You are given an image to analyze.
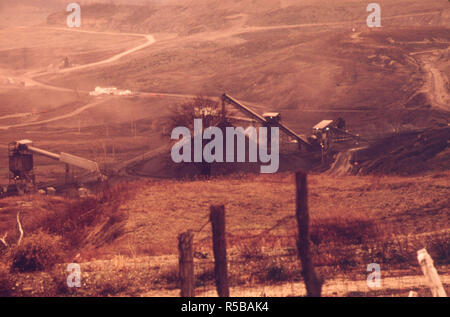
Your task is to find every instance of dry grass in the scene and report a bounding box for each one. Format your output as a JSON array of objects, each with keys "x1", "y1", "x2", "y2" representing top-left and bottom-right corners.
[
  {"x1": 10, "y1": 231, "x2": 64, "y2": 273},
  {"x1": 0, "y1": 181, "x2": 139, "y2": 267},
  {"x1": 111, "y1": 171, "x2": 449, "y2": 258},
  {"x1": 0, "y1": 262, "x2": 12, "y2": 297},
  {"x1": 0, "y1": 27, "x2": 143, "y2": 70},
  {"x1": 0, "y1": 171, "x2": 448, "y2": 296}
]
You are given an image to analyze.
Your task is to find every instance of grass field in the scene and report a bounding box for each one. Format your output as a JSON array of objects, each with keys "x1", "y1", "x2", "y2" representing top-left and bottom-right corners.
[{"x1": 0, "y1": 171, "x2": 448, "y2": 296}]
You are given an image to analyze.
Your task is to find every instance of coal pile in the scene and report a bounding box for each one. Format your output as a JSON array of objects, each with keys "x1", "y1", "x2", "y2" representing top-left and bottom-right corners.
[{"x1": 352, "y1": 127, "x2": 450, "y2": 175}]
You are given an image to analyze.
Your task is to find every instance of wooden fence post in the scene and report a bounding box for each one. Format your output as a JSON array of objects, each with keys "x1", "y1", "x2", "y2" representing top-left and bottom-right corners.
[
  {"x1": 417, "y1": 248, "x2": 447, "y2": 297},
  {"x1": 178, "y1": 230, "x2": 195, "y2": 297},
  {"x1": 210, "y1": 205, "x2": 230, "y2": 297},
  {"x1": 295, "y1": 171, "x2": 323, "y2": 297}
]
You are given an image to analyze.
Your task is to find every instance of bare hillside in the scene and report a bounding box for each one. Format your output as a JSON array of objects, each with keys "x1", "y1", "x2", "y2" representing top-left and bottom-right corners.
[{"x1": 40, "y1": 1, "x2": 450, "y2": 137}]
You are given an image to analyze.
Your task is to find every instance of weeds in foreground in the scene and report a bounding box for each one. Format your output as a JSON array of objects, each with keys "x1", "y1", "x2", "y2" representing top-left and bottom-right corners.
[
  {"x1": 11, "y1": 231, "x2": 64, "y2": 273},
  {"x1": 0, "y1": 264, "x2": 12, "y2": 297}
]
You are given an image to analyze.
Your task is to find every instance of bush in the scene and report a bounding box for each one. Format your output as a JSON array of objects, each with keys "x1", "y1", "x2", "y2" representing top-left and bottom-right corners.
[
  {"x1": 310, "y1": 218, "x2": 378, "y2": 245},
  {"x1": 265, "y1": 263, "x2": 290, "y2": 283},
  {"x1": 195, "y1": 267, "x2": 215, "y2": 287},
  {"x1": 0, "y1": 264, "x2": 12, "y2": 297},
  {"x1": 96, "y1": 275, "x2": 133, "y2": 296},
  {"x1": 164, "y1": 96, "x2": 225, "y2": 135},
  {"x1": 30, "y1": 182, "x2": 134, "y2": 249},
  {"x1": 11, "y1": 232, "x2": 65, "y2": 272},
  {"x1": 238, "y1": 242, "x2": 265, "y2": 261},
  {"x1": 428, "y1": 235, "x2": 450, "y2": 265}
]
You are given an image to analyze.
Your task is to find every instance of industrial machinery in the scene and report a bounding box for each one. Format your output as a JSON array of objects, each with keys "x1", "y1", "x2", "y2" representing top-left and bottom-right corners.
[
  {"x1": 309, "y1": 119, "x2": 361, "y2": 152},
  {"x1": 221, "y1": 93, "x2": 312, "y2": 150},
  {"x1": 7, "y1": 139, "x2": 102, "y2": 195},
  {"x1": 220, "y1": 93, "x2": 361, "y2": 153}
]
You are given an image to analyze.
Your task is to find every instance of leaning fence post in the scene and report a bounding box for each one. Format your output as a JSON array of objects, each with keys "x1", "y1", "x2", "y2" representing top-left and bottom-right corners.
[
  {"x1": 295, "y1": 171, "x2": 323, "y2": 297},
  {"x1": 210, "y1": 205, "x2": 230, "y2": 297},
  {"x1": 417, "y1": 248, "x2": 447, "y2": 297},
  {"x1": 178, "y1": 230, "x2": 195, "y2": 297}
]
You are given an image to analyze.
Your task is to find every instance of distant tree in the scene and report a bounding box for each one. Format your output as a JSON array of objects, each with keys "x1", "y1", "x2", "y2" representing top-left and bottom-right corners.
[
  {"x1": 163, "y1": 96, "x2": 229, "y2": 177},
  {"x1": 164, "y1": 96, "x2": 227, "y2": 135}
]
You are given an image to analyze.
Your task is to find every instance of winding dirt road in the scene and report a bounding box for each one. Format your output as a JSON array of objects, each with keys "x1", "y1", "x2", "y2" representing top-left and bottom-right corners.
[
  {"x1": 426, "y1": 63, "x2": 449, "y2": 111},
  {"x1": 411, "y1": 50, "x2": 449, "y2": 112},
  {"x1": 0, "y1": 9, "x2": 446, "y2": 131},
  {"x1": 0, "y1": 98, "x2": 112, "y2": 130},
  {"x1": 0, "y1": 28, "x2": 155, "y2": 130}
]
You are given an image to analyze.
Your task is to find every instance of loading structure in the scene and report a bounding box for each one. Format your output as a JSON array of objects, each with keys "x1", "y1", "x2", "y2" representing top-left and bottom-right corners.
[
  {"x1": 8, "y1": 139, "x2": 102, "y2": 194},
  {"x1": 310, "y1": 119, "x2": 361, "y2": 152},
  {"x1": 220, "y1": 93, "x2": 312, "y2": 150}
]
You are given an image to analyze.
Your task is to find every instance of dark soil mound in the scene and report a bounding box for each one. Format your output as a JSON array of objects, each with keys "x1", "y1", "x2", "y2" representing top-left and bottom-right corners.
[
  {"x1": 352, "y1": 127, "x2": 450, "y2": 175},
  {"x1": 127, "y1": 150, "x2": 320, "y2": 179}
]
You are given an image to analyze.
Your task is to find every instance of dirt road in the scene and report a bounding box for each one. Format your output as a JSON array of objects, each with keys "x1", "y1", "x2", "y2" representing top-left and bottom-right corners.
[
  {"x1": 0, "y1": 9, "x2": 446, "y2": 130},
  {"x1": 0, "y1": 27, "x2": 157, "y2": 130},
  {"x1": 0, "y1": 98, "x2": 111, "y2": 130},
  {"x1": 413, "y1": 51, "x2": 449, "y2": 112},
  {"x1": 192, "y1": 10, "x2": 443, "y2": 42},
  {"x1": 140, "y1": 273, "x2": 450, "y2": 297},
  {"x1": 426, "y1": 64, "x2": 449, "y2": 111}
]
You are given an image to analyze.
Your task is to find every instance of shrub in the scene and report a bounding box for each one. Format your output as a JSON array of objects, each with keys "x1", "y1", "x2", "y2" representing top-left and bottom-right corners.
[
  {"x1": 162, "y1": 269, "x2": 180, "y2": 287},
  {"x1": 195, "y1": 267, "x2": 215, "y2": 287},
  {"x1": 0, "y1": 264, "x2": 12, "y2": 297},
  {"x1": 164, "y1": 96, "x2": 225, "y2": 135},
  {"x1": 265, "y1": 262, "x2": 290, "y2": 282},
  {"x1": 238, "y1": 242, "x2": 265, "y2": 261},
  {"x1": 11, "y1": 232, "x2": 64, "y2": 272},
  {"x1": 310, "y1": 218, "x2": 378, "y2": 245},
  {"x1": 96, "y1": 276, "x2": 133, "y2": 296},
  {"x1": 29, "y1": 182, "x2": 134, "y2": 249},
  {"x1": 428, "y1": 235, "x2": 450, "y2": 265},
  {"x1": 99, "y1": 282, "x2": 126, "y2": 296}
]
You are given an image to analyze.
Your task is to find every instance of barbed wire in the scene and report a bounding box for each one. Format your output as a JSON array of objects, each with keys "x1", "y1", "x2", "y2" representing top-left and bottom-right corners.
[
  {"x1": 190, "y1": 213, "x2": 296, "y2": 247},
  {"x1": 192, "y1": 216, "x2": 211, "y2": 235}
]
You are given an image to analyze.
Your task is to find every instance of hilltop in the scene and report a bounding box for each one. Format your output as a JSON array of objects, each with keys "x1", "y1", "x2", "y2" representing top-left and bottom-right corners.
[
  {"x1": 41, "y1": 1, "x2": 450, "y2": 137},
  {"x1": 0, "y1": 0, "x2": 448, "y2": 185}
]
